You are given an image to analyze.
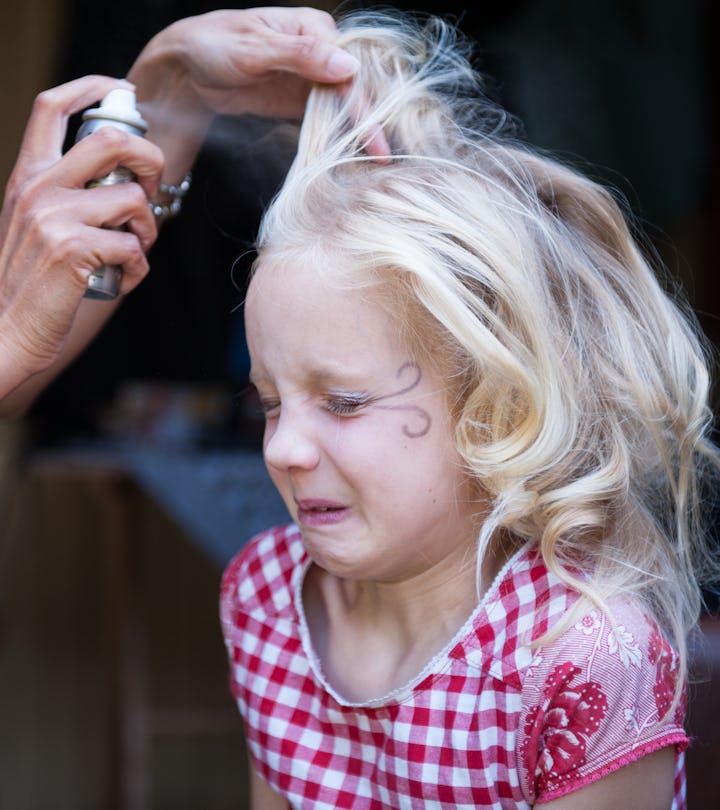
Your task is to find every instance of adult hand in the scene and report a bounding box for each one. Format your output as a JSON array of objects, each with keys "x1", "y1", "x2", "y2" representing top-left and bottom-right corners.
[
  {"x1": 128, "y1": 6, "x2": 388, "y2": 189},
  {"x1": 0, "y1": 75, "x2": 163, "y2": 407},
  {"x1": 130, "y1": 6, "x2": 359, "y2": 120}
]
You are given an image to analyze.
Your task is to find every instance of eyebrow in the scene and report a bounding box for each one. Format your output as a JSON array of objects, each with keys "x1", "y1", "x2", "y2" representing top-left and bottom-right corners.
[
  {"x1": 248, "y1": 363, "x2": 371, "y2": 390},
  {"x1": 307, "y1": 366, "x2": 369, "y2": 388}
]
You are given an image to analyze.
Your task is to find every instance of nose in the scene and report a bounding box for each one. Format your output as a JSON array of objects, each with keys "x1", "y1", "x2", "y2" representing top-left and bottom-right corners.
[{"x1": 263, "y1": 407, "x2": 321, "y2": 473}]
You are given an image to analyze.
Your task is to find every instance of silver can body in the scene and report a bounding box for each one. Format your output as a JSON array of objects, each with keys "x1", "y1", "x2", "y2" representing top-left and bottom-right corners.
[{"x1": 76, "y1": 112, "x2": 147, "y2": 300}]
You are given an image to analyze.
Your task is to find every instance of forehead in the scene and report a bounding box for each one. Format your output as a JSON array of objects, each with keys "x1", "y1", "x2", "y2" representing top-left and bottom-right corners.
[
  {"x1": 245, "y1": 258, "x2": 406, "y2": 374},
  {"x1": 247, "y1": 257, "x2": 370, "y2": 324}
]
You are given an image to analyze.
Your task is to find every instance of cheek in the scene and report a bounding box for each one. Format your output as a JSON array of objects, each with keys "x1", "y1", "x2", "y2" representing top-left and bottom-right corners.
[
  {"x1": 356, "y1": 430, "x2": 448, "y2": 496},
  {"x1": 415, "y1": 433, "x2": 469, "y2": 497}
]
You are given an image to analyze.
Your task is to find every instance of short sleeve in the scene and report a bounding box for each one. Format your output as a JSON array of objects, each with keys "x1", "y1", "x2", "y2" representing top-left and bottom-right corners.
[{"x1": 517, "y1": 599, "x2": 689, "y2": 805}]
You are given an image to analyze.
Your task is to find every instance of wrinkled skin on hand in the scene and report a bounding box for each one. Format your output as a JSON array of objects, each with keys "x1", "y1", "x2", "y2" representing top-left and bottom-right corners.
[
  {"x1": 127, "y1": 6, "x2": 389, "y2": 163},
  {"x1": 0, "y1": 75, "x2": 162, "y2": 393},
  {"x1": 0, "y1": 6, "x2": 388, "y2": 413}
]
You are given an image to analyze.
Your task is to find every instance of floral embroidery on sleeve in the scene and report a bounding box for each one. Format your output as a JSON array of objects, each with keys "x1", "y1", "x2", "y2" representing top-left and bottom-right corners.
[
  {"x1": 607, "y1": 624, "x2": 642, "y2": 668},
  {"x1": 519, "y1": 602, "x2": 689, "y2": 805},
  {"x1": 647, "y1": 624, "x2": 684, "y2": 723},
  {"x1": 521, "y1": 661, "x2": 609, "y2": 794},
  {"x1": 574, "y1": 610, "x2": 601, "y2": 635}
]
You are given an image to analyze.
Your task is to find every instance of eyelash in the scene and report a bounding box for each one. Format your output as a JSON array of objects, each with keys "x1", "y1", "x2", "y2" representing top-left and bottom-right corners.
[
  {"x1": 257, "y1": 398, "x2": 280, "y2": 416},
  {"x1": 324, "y1": 394, "x2": 370, "y2": 416},
  {"x1": 253, "y1": 392, "x2": 370, "y2": 418}
]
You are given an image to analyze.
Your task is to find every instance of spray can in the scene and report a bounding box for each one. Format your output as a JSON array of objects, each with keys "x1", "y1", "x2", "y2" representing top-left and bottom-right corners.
[{"x1": 75, "y1": 87, "x2": 148, "y2": 300}]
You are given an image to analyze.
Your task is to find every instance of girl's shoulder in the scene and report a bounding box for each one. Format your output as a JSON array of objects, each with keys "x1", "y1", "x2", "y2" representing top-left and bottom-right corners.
[
  {"x1": 519, "y1": 594, "x2": 683, "y2": 718},
  {"x1": 454, "y1": 543, "x2": 583, "y2": 683},
  {"x1": 462, "y1": 545, "x2": 680, "y2": 694},
  {"x1": 220, "y1": 524, "x2": 307, "y2": 626}
]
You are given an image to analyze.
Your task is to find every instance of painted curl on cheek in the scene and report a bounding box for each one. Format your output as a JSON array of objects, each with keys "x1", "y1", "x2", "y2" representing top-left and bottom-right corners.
[{"x1": 374, "y1": 362, "x2": 432, "y2": 438}]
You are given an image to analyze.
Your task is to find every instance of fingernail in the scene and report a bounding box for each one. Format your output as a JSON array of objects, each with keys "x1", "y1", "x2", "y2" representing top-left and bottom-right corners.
[
  {"x1": 366, "y1": 128, "x2": 393, "y2": 163},
  {"x1": 327, "y1": 52, "x2": 360, "y2": 79}
]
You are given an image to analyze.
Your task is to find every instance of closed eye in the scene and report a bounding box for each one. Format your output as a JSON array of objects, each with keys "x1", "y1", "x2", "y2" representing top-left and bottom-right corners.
[
  {"x1": 240, "y1": 383, "x2": 277, "y2": 419},
  {"x1": 324, "y1": 393, "x2": 371, "y2": 416},
  {"x1": 258, "y1": 397, "x2": 280, "y2": 418}
]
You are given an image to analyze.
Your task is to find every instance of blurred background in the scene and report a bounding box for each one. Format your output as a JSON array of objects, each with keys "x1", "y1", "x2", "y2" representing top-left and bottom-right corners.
[{"x1": 0, "y1": 1, "x2": 717, "y2": 808}]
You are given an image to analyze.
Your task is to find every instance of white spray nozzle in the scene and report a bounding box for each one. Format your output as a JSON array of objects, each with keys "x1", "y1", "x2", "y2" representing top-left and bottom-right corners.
[
  {"x1": 80, "y1": 84, "x2": 147, "y2": 133},
  {"x1": 98, "y1": 87, "x2": 142, "y2": 122}
]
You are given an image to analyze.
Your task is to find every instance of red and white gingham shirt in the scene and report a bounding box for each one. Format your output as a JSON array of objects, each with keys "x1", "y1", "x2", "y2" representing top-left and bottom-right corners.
[{"x1": 220, "y1": 524, "x2": 689, "y2": 809}]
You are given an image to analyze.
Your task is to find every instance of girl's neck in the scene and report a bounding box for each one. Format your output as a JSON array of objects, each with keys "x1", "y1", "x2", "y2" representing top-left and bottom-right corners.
[{"x1": 302, "y1": 541, "x2": 504, "y2": 703}]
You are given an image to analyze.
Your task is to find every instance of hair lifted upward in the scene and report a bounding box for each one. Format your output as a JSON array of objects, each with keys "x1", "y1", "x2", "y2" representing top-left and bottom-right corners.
[{"x1": 255, "y1": 9, "x2": 720, "y2": 695}]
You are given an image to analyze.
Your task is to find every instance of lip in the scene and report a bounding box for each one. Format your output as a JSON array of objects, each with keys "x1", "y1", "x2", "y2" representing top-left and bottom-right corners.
[{"x1": 295, "y1": 498, "x2": 350, "y2": 527}]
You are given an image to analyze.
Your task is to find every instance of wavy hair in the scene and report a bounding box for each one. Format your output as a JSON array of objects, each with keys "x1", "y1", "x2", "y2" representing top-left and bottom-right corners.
[{"x1": 255, "y1": 9, "x2": 720, "y2": 698}]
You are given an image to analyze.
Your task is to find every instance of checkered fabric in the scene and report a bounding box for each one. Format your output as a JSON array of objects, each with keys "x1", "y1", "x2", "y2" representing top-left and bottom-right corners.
[{"x1": 220, "y1": 524, "x2": 688, "y2": 809}]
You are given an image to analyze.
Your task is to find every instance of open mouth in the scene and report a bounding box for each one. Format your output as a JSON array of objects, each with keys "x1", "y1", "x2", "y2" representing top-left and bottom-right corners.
[{"x1": 296, "y1": 501, "x2": 349, "y2": 526}]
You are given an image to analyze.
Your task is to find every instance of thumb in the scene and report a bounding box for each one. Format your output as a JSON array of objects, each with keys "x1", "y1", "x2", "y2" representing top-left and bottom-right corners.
[{"x1": 277, "y1": 34, "x2": 360, "y2": 83}]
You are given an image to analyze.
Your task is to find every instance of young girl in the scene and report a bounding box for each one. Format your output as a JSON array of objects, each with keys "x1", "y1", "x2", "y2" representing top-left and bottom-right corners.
[{"x1": 220, "y1": 9, "x2": 720, "y2": 808}]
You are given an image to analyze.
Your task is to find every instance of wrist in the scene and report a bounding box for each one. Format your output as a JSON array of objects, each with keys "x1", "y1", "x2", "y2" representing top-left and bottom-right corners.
[
  {"x1": 0, "y1": 328, "x2": 37, "y2": 406},
  {"x1": 127, "y1": 19, "x2": 213, "y2": 186},
  {"x1": 128, "y1": 18, "x2": 199, "y2": 105}
]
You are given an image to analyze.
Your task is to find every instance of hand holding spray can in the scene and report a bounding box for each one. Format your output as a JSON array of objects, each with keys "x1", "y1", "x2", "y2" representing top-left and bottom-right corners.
[{"x1": 75, "y1": 87, "x2": 148, "y2": 300}]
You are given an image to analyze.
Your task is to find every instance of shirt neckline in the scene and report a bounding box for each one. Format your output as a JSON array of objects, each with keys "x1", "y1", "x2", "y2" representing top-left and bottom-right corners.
[{"x1": 292, "y1": 534, "x2": 532, "y2": 708}]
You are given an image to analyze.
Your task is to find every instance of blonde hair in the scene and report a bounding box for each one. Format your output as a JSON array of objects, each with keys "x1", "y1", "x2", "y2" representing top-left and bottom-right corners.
[{"x1": 256, "y1": 10, "x2": 720, "y2": 696}]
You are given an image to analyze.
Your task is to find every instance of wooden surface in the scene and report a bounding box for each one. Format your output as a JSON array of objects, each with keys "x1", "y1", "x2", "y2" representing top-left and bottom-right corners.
[
  {"x1": 0, "y1": 459, "x2": 248, "y2": 810},
  {"x1": 0, "y1": 0, "x2": 66, "y2": 188}
]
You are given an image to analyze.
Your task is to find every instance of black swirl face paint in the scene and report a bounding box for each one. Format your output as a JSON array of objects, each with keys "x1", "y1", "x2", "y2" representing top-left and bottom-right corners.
[{"x1": 373, "y1": 361, "x2": 432, "y2": 438}]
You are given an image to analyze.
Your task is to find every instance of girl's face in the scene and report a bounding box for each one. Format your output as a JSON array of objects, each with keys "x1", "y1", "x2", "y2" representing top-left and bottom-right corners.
[{"x1": 245, "y1": 259, "x2": 479, "y2": 585}]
